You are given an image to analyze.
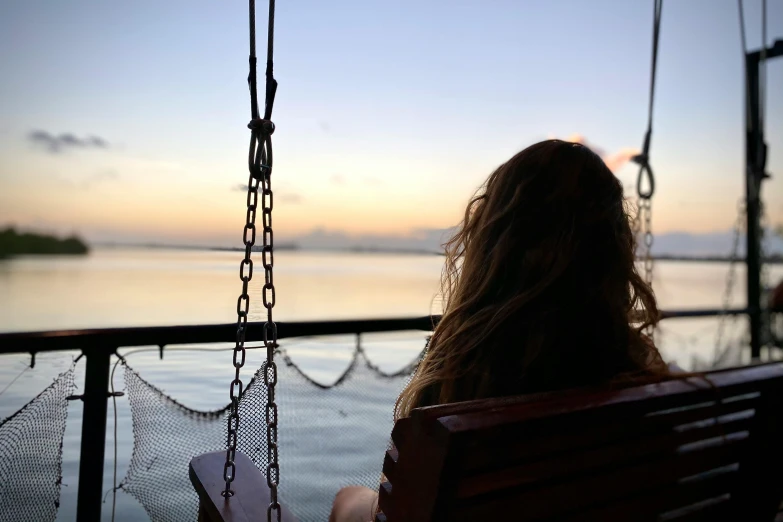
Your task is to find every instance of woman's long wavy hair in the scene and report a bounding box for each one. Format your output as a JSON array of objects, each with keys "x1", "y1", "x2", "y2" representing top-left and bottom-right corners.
[{"x1": 395, "y1": 140, "x2": 669, "y2": 420}]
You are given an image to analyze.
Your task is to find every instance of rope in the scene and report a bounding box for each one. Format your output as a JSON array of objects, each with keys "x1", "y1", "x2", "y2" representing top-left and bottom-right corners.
[
  {"x1": 633, "y1": 0, "x2": 662, "y2": 199},
  {"x1": 738, "y1": 0, "x2": 752, "y2": 136},
  {"x1": 760, "y1": 0, "x2": 766, "y2": 135},
  {"x1": 248, "y1": 0, "x2": 277, "y2": 124},
  {"x1": 737, "y1": 0, "x2": 747, "y2": 55}
]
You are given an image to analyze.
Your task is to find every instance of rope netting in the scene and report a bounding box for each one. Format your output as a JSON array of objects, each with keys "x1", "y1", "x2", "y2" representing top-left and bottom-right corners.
[
  {"x1": 121, "y1": 345, "x2": 422, "y2": 522},
  {"x1": 0, "y1": 364, "x2": 76, "y2": 522}
]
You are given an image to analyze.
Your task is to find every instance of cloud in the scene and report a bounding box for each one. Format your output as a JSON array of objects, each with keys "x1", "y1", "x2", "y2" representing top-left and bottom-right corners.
[
  {"x1": 231, "y1": 183, "x2": 303, "y2": 203},
  {"x1": 28, "y1": 130, "x2": 111, "y2": 154},
  {"x1": 557, "y1": 134, "x2": 639, "y2": 173},
  {"x1": 564, "y1": 133, "x2": 606, "y2": 157},
  {"x1": 83, "y1": 169, "x2": 118, "y2": 188},
  {"x1": 603, "y1": 148, "x2": 640, "y2": 172},
  {"x1": 330, "y1": 174, "x2": 345, "y2": 185},
  {"x1": 50, "y1": 169, "x2": 119, "y2": 190},
  {"x1": 279, "y1": 193, "x2": 303, "y2": 204}
]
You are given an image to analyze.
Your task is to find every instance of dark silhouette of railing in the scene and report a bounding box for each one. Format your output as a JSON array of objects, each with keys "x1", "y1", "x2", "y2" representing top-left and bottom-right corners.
[{"x1": 0, "y1": 307, "x2": 778, "y2": 521}]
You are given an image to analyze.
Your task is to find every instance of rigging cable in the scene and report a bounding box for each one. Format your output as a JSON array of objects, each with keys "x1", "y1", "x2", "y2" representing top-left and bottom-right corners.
[
  {"x1": 714, "y1": 0, "x2": 754, "y2": 366},
  {"x1": 107, "y1": 354, "x2": 127, "y2": 522},
  {"x1": 759, "y1": 0, "x2": 771, "y2": 359}
]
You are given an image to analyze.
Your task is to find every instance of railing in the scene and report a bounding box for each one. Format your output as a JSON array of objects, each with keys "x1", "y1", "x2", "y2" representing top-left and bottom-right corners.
[{"x1": 0, "y1": 307, "x2": 776, "y2": 522}]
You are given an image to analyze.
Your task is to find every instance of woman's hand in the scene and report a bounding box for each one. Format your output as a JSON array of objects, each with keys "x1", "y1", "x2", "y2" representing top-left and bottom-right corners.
[{"x1": 328, "y1": 486, "x2": 379, "y2": 522}]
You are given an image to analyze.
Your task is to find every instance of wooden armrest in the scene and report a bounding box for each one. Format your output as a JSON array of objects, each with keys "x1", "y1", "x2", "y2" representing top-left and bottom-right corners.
[{"x1": 190, "y1": 451, "x2": 297, "y2": 522}]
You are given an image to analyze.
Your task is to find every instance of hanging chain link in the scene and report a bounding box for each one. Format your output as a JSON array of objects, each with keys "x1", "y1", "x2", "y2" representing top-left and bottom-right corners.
[
  {"x1": 633, "y1": 196, "x2": 654, "y2": 288},
  {"x1": 636, "y1": 190, "x2": 654, "y2": 341},
  {"x1": 224, "y1": 1, "x2": 280, "y2": 521},
  {"x1": 713, "y1": 200, "x2": 745, "y2": 366},
  {"x1": 259, "y1": 130, "x2": 281, "y2": 521},
  {"x1": 639, "y1": 197, "x2": 654, "y2": 289}
]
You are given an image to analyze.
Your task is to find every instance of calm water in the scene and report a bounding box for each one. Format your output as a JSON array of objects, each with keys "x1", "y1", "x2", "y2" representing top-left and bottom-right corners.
[{"x1": 1, "y1": 248, "x2": 781, "y2": 521}]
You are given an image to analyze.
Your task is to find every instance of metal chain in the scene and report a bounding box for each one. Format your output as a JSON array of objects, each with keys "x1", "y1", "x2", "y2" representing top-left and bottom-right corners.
[
  {"x1": 633, "y1": 197, "x2": 655, "y2": 287},
  {"x1": 640, "y1": 197, "x2": 654, "y2": 289},
  {"x1": 713, "y1": 200, "x2": 745, "y2": 366},
  {"x1": 224, "y1": 1, "x2": 280, "y2": 521},
  {"x1": 636, "y1": 195, "x2": 654, "y2": 341}
]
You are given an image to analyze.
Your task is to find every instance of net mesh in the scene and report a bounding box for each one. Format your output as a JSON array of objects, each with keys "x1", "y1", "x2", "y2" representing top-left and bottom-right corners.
[
  {"x1": 0, "y1": 364, "x2": 76, "y2": 522},
  {"x1": 122, "y1": 346, "x2": 421, "y2": 522}
]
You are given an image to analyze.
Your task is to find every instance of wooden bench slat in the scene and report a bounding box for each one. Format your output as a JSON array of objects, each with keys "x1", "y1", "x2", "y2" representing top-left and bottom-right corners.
[
  {"x1": 455, "y1": 412, "x2": 754, "y2": 498},
  {"x1": 454, "y1": 393, "x2": 759, "y2": 472},
  {"x1": 658, "y1": 494, "x2": 733, "y2": 522},
  {"x1": 453, "y1": 436, "x2": 748, "y2": 521},
  {"x1": 555, "y1": 466, "x2": 739, "y2": 522},
  {"x1": 460, "y1": 390, "x2": 758, "y2": 471},
  {"x1": 382, "y1": 448, "x2": 398, "y2": 484},
  {"x1": 433, "y1": 365, "x2": 780, "y2": 434}
]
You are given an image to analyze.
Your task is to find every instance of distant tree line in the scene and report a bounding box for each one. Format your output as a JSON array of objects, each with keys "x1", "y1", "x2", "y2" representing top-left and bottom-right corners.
[{"x1": 0, "y1": 227, "x2": 89, "y2": 258}]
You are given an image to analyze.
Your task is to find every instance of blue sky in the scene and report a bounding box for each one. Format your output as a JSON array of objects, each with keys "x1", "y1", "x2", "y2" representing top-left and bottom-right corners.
[{"x1": 0, "y1": 0, "x2": 781, "y2": 246}]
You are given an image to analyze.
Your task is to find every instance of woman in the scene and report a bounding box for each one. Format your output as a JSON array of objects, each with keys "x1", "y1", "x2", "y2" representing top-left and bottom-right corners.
[{"x1": 329, "y1": 139, "x2": 671, "y2": 522}]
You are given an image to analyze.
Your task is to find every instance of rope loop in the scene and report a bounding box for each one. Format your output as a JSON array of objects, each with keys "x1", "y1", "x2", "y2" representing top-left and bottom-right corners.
[
  {"x1": 634, "y1": 0, "x2": 662, "y2": 201},
  {"x1": 633, "y1": 155, "x2": 655, "y2": 199}
]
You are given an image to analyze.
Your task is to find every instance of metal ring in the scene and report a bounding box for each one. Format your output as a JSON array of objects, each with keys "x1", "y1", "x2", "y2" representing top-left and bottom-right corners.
[
  {"x1": 263, "y1": 322, "x2": 277, "y2": 344},
  {"x1": 232, "y1": 348, "x2": 246, "y2": 369},
  {"x1": 263, "y1": 283, "x2": 276, "y2": 309},
  {"x1": 263, "y1": 226, "x2": 274, "y2": 248},
  {"x1": 229, "y1": 378, "x2": 244, "y2": 400},
  {"x1": 237, "y1": 294, "x2": 250, "y2": 316},
  {"x1": 247, "y1": 184, "x2": 259, "y2": 210},
  {"x1": 240, "y1": 258, "x2": 253, "y2": 282},
  {"x1": 243, "y1": 223, "x2": 257, "y2": 246},
  {"x1": 262, "y1": 247, "x2": 274, "y2": 270},
  {"x1": 267, "y1": 463, "x2": 280, "y2": 488}
]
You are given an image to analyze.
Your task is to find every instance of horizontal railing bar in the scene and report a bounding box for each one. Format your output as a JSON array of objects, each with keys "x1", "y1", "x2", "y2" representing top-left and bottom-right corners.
[
  {"x1": 660, "y1": 308, "x2": 752, "y2": 319},
  {"x1": 0, "y1": 316, "x2": 438, "y2": 354},
  {"x1": 0, "y1": 307, "x2": 779, "y2": 356}
]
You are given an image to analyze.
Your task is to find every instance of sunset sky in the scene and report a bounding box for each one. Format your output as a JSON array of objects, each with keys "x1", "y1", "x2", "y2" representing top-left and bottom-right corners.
[{"x1": 0, "y1": 0, "x2": 781, "y2": 247}]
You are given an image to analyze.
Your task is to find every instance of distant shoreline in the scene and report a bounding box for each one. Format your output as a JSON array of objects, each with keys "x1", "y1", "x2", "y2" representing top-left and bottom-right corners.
[
  {"x1": 1, "y1": 228, "x2": 89, "y2": 259},
  {"x1": 91, "y1": 241, "x2": 783, "y2": 264}
]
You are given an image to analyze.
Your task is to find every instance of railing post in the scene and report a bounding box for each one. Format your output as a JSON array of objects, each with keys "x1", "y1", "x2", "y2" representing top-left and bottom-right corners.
[
  {"x1": 743, "y1": 40, "x2": 783, "y2": 360},
  {"x1": 745, "y1": 49, "x2": 765, "y2": 361},
  {"x1": 76, "y1": 347, "x2": 112, "y2": 522}
]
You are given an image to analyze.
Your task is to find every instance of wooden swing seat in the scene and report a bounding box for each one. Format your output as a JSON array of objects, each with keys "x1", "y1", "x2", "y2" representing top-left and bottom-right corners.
[
  {"x1": 377, "y1": 363, "x2": 783, "y2": 522},
  {"x1": 191, "y1": 363, "x2": 783, "y2": 522}
]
